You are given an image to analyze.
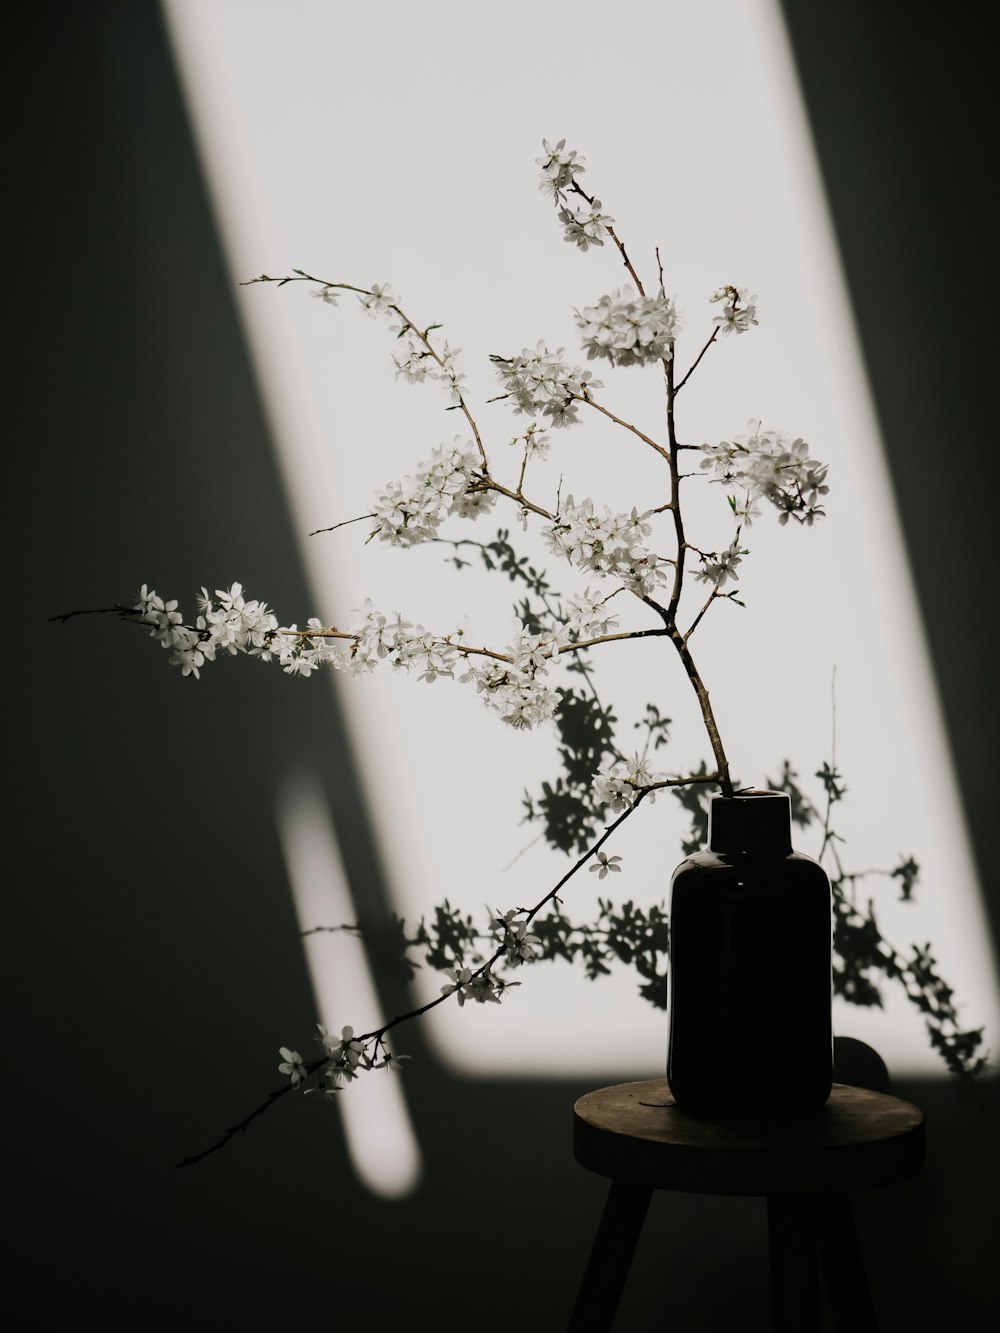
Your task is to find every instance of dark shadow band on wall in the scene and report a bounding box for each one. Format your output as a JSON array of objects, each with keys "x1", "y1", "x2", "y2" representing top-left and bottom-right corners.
[{"x1": 776, "y1": 1, "x2": 998, "y2": 956}]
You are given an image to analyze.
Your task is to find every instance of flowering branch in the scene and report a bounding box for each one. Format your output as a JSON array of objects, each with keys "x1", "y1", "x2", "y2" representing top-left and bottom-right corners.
[
  {"x1": 243, "y1": 270, "x2": 489, "y2": 466},
  {"x1": 64, "y1": 135, "x2": 984, "y2": 1167},
  {"x1": 540, "y1": 138, "x2": 645, "y2": 293},
  {"x1": 175, "y1": 788, "x2": 662, "y2": 1167}
]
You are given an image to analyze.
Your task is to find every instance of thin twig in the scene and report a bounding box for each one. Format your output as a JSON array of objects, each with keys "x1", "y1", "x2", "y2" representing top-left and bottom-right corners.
[
  {"x1": 50, "y1": 604, "x2": 138, "y2": 624},
  {"x1": 310, "y1": 514, "x2": 374, "y2": 537},
  {"x1": 175, "y1": 789, "x2": 674, "y2": 1167},
  {"x1": 576, "y1": 395, "x2": 671, "y2": 463},
  {"x1": 247, "y1": 272, "x2": 490, "y2": 469},
  {"x1": 673, "y1": 329, "x2": 719, "y2": 394},
  {"x1": 570, "y1": 182, "x2": 646, "y2": 295}
]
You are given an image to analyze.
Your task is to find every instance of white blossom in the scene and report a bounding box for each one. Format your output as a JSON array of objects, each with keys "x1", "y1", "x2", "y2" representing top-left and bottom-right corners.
[
  {"x1": 167, "y1": 630, "x2": 208, "y2": 679},
  {"x1": 592, "y1": 754, "x2": 658, "y2": 812},
  {"x1": 271, "y1": 621, "x2": 332, "y2": 678},
  {"x1": 493, "y1": 909, "x2": 542, "y2": 965},
  {"x1": 463, "y1": 655, "x2": 560, "y2": 730},
  {"x1": 320, "y1": 1024, "x2": 370, "y2": 1084},
  {"x1": 135, "y1": 584, "x2": 182, "y2": 637},
  {"x1": 563, "y1": 586, "x2": 620, "y2": 639},
  {"x1": 348, "y1": 600, "x2": 395, "y2": 659},
  {"x1": 134, "y1": 579, "x2": 572, "y2": 731},
  {"x1": 376, "y1": 1050, "x2": 411, "y2": 1074},
  {"x1": 441, "y1": 966, "x2": 501, "y2": 1006},
  {"x1": 278, "y1": 1047, "x2": 306, "y2": 1087},
  {"x1": 709, "y1": 284, "x2": 759, "y2": 335},
  {"x1": 404, "y1": 630, "x2": 459, "y2": 683},
  {"x1": 391, "y1": 328, "x2": 466, "y2": 403},
  {"x1": 435, "y1": 340, "x2": 467, "y2": 404},
  {"x1": 491, "y1": 342, "x2": 603, "y2": 427},
  {"x1": 536, "y1": 137, "x2": 585, "y2": 201},
  {"x1": 458, "y1": 618, "x2": 565, "y2": 730},
  {"x1": 370, "y1": 438, "x2": 494, "y2": 547},
  {"x1": 346, "y1": 603, "x2": 458, "y2": 682},
  {"x1": 700, "y1": 421, "x2": 829, "y2": 525},
  {"x1": 133, "y1": 583, "x2": 282, "y2": 679},
  {"x1": 281, "y1": 651, "x2": 321, "y2": 678},
  {"x1": 359, "y1": 282, "x2": 396, "y2": 317},
  {"x1": 589, "y1": 851, "x2": 623, "y2": 879},
  {"x1": 509, "y1": 622, "x2": 571, "y2": 673},
  {"x1": 510, "y1": 422, "x2": 551, "y2": 461},
  {"x1": 575, "y1": 287, "x2": 678, "y2": 367},
  {"x1": 465, "y1": 971, "x2": 504, "y2": 1004},
  {"x1": 542, "y1": 496, "x2": 666, "y2": 598},
  {"x1": 204, "y1": 584, "x2": 280, "y2": 655},
  {"x1": 694, "y1": 539, "x2": 745, "y2": 589},
  {"x1": 558, "y1": 199, "x2": 614, "y2": 250},
  {"x1": 392, "y1": 335, "x2": 433, "y2": 384}
]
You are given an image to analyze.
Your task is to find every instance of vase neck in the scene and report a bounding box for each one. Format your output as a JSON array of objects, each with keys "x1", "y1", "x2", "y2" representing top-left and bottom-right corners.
[{"x1": 708, "y1": 790, "x2": 793, "y2": 855}]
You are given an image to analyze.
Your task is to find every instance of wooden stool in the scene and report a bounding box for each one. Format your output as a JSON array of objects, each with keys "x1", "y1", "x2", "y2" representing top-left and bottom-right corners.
[{"x1": 569, "y1": 1079, "x2": 924, "y2": 1332}]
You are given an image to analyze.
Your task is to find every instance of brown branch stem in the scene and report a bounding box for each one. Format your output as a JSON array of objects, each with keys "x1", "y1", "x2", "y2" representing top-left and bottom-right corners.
[
  {"x1": 569, "y1": 182, "x2": 646, "y2": 295},
  {"x1": 661, "y1": 346, "x2": 734, "y2": 796},
  {"x1": 576, "y1": 395, "x2": 671, "y2": 463},
  {"x1": 50, "y1": 604, "x2": 138, "y2": 624},
  {"x1": 482, "y1": 479, "x2": 554, "y2": 522},
  {"x1": 673, "y1": 328, "x2": 719, "y2": 394},
  {"x1": 310, "y1": 514, "x2": 374, "y2": 537}
]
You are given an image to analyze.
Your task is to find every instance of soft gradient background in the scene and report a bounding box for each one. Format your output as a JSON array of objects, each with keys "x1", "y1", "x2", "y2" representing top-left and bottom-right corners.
[{"x1": 12, "y1": 2, "x2": 998, "y2": 1328}]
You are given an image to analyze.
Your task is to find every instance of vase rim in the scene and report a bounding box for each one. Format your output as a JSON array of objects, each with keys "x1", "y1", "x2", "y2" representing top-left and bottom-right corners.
[
  {"x1": 708, "y1": 789, "x2": 792, "y2": 851},
  {"x1": 712, "y1": 788, "x2": 788, "y2": 801}
]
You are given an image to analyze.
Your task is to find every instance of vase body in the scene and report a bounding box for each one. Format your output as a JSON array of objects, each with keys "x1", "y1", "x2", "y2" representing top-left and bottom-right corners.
[{"x1": 667, "y1": 789, "x2": 833, "y2": 1117}]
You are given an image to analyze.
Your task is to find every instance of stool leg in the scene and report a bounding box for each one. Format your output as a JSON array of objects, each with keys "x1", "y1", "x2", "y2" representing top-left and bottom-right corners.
[
  {"x1": 814, "y1": 1193, "x2": 879, "y2": 1332},
  {"x1": 567, "y1": 1179, "x2": 652, "y2": 1333},
  {"x1": 767, "y1": 1195, "x2": 821, "y2": 1333}
]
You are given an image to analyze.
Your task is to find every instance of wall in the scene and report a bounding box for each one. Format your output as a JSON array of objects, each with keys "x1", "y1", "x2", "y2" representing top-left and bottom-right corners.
[{"x1": 10, "y1": 3, "x2": 997, "y2": 1328}]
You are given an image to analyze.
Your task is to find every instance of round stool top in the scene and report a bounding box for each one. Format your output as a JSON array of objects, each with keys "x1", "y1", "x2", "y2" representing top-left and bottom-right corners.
[{"x1": 573, "y1": 1079, "x2": 924, "y2": 1197}]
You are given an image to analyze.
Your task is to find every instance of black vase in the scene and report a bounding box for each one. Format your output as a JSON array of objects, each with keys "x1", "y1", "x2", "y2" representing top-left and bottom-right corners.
[{"x1": 666, "y1": 789, "x2": 833, "y2": 1117}]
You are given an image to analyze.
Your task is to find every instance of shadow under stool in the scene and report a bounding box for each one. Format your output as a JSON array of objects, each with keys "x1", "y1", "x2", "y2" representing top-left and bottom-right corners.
[{"x1": 568, "y1": 1078, "x2": 925, "y2": 1332}]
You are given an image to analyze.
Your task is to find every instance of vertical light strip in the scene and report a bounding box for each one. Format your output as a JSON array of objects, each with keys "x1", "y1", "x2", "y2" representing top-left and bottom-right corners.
[{"x1": 276, "y1": 770, "x2": 422, "y2": 1199}]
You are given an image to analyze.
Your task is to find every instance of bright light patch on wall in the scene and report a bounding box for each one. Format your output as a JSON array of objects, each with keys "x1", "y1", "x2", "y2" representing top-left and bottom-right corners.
[
  {"x1": 276, "y1": 771, "x2": 421, "y2": 1199},
  {"x1": 164, "y1": 0, "x2": 999, "y2": 1079}
]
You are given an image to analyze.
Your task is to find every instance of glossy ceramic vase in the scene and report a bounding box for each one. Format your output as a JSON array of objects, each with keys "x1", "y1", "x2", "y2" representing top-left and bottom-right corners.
[{"x1": 666, "y1": 789, "x2": 833, "y2": 1118}]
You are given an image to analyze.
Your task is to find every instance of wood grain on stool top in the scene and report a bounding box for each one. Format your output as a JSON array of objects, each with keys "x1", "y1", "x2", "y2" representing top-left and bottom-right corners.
[{"x1": 573, "y1": 1080, "x2": 924, "y2": 1197}]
